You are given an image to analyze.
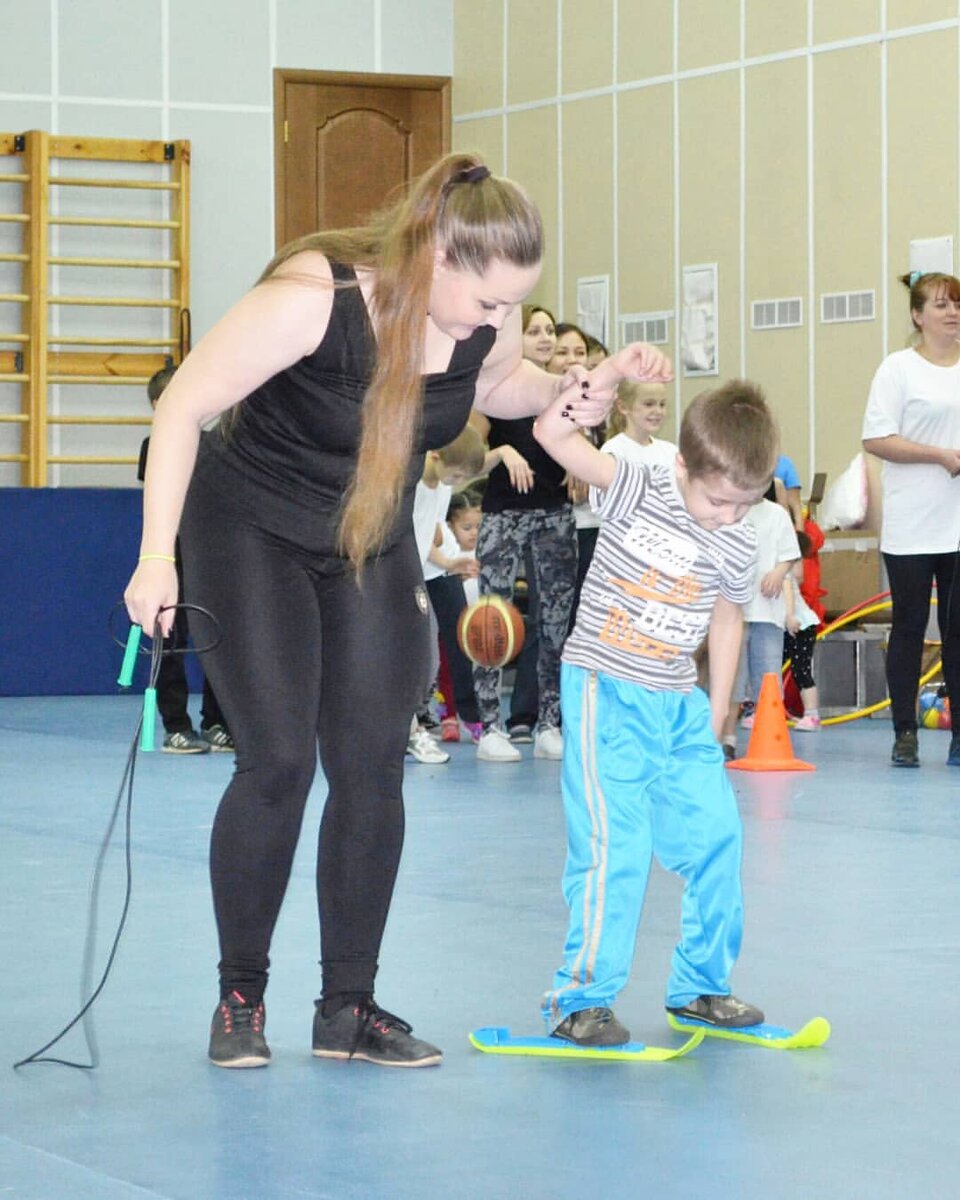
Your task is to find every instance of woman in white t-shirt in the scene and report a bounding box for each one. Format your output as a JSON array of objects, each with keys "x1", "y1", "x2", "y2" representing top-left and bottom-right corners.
[{"x1": 862, "y1": 270, "x2": 960, "y2": 768}]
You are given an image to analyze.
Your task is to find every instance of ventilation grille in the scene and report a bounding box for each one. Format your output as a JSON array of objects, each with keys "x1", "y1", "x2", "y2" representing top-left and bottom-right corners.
[
  {"x1": 821, "y1": 290, "x2": 875, "y2": 324},
  {"x1": 751, "y1": 297, "x2": 803, "y2": 330},
  {"x1": 619, "y1": 311, "x2": 672, "y2": 346}
]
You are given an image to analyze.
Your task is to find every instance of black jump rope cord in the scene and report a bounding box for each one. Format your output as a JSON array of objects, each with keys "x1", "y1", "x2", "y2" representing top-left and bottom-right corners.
[{"x1": 13, "y1": 604, "x2": 221, "y2": 1072}]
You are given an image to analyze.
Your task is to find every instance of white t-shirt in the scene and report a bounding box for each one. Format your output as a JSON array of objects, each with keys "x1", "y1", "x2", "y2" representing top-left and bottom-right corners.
[
  {"x1": 742, "y1": 500, "x2": 801, "y2": 628},
  {"x1": 424, "y1": 520, "x2": 479, "y2": 605},
  {"x1": 413, "y1": 480, "x2": 452, "y2": 568},
  {"x1": 601, "y1": 432, "x2": 678, "y2": 471},
  {"x1": 862, "y1": 347, "x2": 960, "y2": 554}
]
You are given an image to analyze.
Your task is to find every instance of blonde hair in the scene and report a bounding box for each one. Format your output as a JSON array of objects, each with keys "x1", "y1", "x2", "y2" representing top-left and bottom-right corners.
[
  {"x1": 435, "y1": 422, "x2": 486, "y2": 477},
  {"x1": 259, "y1": 155, "x2": 541, "y2": 570},
  {"x1": 679, "y1": 380, "x2": 778, "y2": 491},
  {"x1": 606, "y1": 379, "x2": 667, "y2": 437}
]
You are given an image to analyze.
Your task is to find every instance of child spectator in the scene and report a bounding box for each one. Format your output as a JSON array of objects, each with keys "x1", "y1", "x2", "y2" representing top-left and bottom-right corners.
[
  {"x1": 139, "y1": 366, "x2": 233, "y2": 754},
  {"x1": 601, "y1": 379, "x2": 678, "y2": 469},
  {"x1": 783, "y1": 533, "x2": 822, "y2": 731},
  {"x1": 409, "y1": 425, "x2": 485, "y2": 764},
  {"x1": 720, "y1": 485, "x2": 800, "y2": 756},
  {"x1": 534, "y1": 369, "x2": 777, "y2": 1047},
  {"x1": 428, "y1": 490, "x2": 483, "y2": 742}
]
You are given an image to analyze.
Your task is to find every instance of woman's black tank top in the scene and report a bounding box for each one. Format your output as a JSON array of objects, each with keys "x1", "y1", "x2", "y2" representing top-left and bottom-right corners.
[{"x1": 192, "y1": 262, "x2": 496, "y2": 556}]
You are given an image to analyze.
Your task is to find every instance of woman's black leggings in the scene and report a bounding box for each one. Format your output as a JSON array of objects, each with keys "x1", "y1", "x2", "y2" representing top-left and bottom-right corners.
[
  {"x1": 180, "y1": 484, "x2": 432, "y2": 1004},
  {"x1": 884, "y1": 551, "x2": 960, "y2": 734}
]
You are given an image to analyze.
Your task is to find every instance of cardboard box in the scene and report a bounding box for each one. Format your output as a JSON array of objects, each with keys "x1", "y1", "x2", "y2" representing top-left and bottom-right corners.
[{"x1": 818, "y1": 530, "x2": 882, "y2": 617}]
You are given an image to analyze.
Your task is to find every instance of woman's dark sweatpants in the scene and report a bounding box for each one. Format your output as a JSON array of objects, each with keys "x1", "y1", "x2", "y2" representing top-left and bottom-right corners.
[{"x1": 180, "y1": 486, "x2": 432, "y2": 1005}]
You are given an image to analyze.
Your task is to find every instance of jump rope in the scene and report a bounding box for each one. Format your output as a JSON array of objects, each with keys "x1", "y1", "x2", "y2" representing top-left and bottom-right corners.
[{"x1": 12, "y1": 603, "x2": 221, "y2": 1072}]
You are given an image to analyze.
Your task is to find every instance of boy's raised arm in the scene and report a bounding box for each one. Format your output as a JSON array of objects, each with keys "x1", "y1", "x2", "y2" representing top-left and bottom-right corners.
[{"x1": 533, "y1": 383, "x2": 618, "y2": 492}]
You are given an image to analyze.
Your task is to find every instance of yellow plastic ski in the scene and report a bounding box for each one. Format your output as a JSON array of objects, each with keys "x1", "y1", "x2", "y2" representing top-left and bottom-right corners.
[
  {"x1": 667, "y1": 1013, "x2": 831, "y2": 1049},
  {"x1": 469, "y1": 1025, "x2": 705, "y2": 1062}
]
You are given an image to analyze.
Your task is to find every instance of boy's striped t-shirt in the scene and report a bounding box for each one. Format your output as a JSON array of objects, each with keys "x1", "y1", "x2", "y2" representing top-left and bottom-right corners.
[{"x1": 563, "y1": 459, "x2": 757, "y2": 692}]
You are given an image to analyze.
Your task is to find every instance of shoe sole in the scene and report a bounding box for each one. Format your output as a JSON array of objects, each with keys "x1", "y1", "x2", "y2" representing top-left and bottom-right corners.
[
  {"x1": 312, "y1": 1048, "x2": 442, "y2": 1068},
  {"x1": 551, "y1": 1033, "x2": 631, "y2": 1047},
  {"x1": 666, "y1": 1009, "x2": 763, "y2": 1028},
  {"x1": 209, "y1": 1054, "x2": 271, "y2": 1068},
  {"x1": 163, "y1": 747, "x2": 210, "y2": 754},
  {"x1": 533, "y1": 749, "x2": 562, "y2": 759},
  {"x1": 477, "y1": 752, "x2": 521, "y2": 762}
]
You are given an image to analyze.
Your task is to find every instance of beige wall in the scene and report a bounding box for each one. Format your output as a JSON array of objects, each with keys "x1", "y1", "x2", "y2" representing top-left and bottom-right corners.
[{"x1": 452, "y1": 0, "x2": 960, "y2": 499}]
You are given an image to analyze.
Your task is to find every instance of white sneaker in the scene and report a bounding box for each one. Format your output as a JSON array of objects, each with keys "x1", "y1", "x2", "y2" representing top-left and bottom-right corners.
[
  {"x1": 476, "y1": 728, "x2": 522, "y2": 762},
  {"x1": 406, "y1": 729, "x2": 450, "y2": 764},
  {"x1": 533, "y1": 726, "x2": 563, "y2": 759}
]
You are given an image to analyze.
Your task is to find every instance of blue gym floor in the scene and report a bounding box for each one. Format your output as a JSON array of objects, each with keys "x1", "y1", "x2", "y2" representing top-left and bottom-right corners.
[{"x1": 2, "y1": 694, "x2": 958, "y2": 1199}]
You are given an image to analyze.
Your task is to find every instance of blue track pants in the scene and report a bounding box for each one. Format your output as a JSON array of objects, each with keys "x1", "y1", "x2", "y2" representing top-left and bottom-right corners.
[{"x1": 543, "y1": 664, "x2": 745, "y2": 1028}]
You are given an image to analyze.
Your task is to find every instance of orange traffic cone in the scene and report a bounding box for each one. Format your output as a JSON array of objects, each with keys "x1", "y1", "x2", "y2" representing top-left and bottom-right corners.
[{"x1": 727, "y1": 672, "x2": 815, "y2": 773}]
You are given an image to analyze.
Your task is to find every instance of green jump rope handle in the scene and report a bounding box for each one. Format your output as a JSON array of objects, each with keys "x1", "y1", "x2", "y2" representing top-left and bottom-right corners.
[
  {"x1": 117, "y1": 624, "x2": 142, "y2": 688},
  {"x1": 140, "y1": 687, "x2": 157, "y2": 752}
]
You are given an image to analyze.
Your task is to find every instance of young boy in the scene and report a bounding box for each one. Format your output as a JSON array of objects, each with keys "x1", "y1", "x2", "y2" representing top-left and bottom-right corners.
[
  {"x1": 533, "y1": 377, "x2": 778, "y2": 1046},
  {"x1": 407, "y1": 424, "x2": 486, "y2": 764}
]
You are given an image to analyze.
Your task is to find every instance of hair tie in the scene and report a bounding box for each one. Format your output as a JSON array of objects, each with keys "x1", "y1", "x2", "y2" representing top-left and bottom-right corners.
[
  {"x1": 909, "y1": 270, "x2": 923, "y2": 287},
  {"x1": 455, "y1": 164, "x2": 491, "y2": 185}
]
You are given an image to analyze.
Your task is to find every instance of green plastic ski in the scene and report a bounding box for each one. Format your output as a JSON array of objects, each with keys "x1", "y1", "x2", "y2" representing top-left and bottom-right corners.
[
  {"x1": 469, "y1": 1025, "x2": 705, "y2": 1062},
  {"x1": 666, "y1": 1013, "x2": 831, "y2": 1049}
]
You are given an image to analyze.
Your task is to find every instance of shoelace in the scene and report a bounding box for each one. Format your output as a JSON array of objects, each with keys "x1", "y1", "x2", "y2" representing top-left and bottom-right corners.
[
  {"x1": 221, "y1": 991, "x2": 264, "y2": 1035},
  {"x1": 350, "y1": 999, "x2": 412, "y2": 1053}
]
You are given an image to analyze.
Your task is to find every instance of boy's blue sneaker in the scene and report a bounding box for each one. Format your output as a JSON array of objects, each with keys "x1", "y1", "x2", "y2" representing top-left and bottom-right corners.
[
  {"x1": 667, "y1": 994, "x2": 764, "y2": 1028},
  {"x1": 551, "y1": 1007, "x2": 631, "y2": 1046},
  {"x1": 947, "y1": 735, "x2": 960, "y2": 767}
]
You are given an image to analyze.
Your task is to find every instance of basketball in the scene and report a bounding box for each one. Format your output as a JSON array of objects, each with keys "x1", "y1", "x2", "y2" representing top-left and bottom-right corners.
[{"x1": 457, "y1": 596, "x2": 525, "y2": 668}]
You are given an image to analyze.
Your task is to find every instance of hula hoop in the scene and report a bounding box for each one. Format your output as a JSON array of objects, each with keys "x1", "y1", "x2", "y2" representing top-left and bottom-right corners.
[{"x1": 784, "y1": 592, "x2": 942, "y2": 726}]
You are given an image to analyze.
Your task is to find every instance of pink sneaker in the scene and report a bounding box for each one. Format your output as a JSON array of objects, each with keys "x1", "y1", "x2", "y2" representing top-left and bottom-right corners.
[
  {"x1": 740, "y1": 714, "x2": 755, "y2": 730},
  {"x1": 793, "y1": 714, "x2": 821, "y2": 732},
  {"x1": 463, "y1": 721, "x2": 483, "y2": 744},
  {"x1": 440, "y1": 717, "x2": 460, "y2": 743}
]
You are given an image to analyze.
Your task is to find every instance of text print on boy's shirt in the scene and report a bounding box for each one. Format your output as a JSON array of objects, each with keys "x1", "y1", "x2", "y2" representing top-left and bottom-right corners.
[{"x1": 563, "y1": 459, "x2": 757, "y2": 691}]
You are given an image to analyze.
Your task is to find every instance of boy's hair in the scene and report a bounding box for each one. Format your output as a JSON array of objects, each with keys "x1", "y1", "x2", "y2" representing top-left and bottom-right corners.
[
  {"x1": 435, "y1": 422, "x2": 486, "y2": 477},
  {"x1": 147, "y1": 364, "x2": 176, "y2": 405},
  {"x1": 679, "y1": 380, "x2": 778, "y2": 491}
]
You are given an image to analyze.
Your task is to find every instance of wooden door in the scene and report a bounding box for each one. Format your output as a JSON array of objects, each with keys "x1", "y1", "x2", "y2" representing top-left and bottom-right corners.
[{"x1": 273, "y1": 69, "x2": 451, "y2": 249}]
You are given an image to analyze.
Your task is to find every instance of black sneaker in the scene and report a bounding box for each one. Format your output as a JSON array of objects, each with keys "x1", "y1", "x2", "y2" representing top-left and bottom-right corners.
[
  {"x1": 312, "y1": 997, "x2": 442, "y2": 1068},
  {"x1": 163, "y1": 729, "x2": 210, "y2": 754},
  {"x1": 892, "y1": 730, "x2": 919, "y2": 767},
  {"x1": 551, "y1": 1006, "x2": 630, "y2": 1046},
  {"x1": 947, "y1": 735, "x2": 960, "y2": 767},
  {"x1": 722, "y1": 744, "x2": 736, "y2": 761},
  {"x1": 201, "y1": 724, "x2": 235, "y2": 753},
  {"x1": 209, "y1": 991, "x2": 271, "y2": 1068},
  {"x1": 667, "y1": 993, "x2": 764, "y2": 1028},
  {"x1": 508, "y1": 723, "x2": 534, "y2": 744}
]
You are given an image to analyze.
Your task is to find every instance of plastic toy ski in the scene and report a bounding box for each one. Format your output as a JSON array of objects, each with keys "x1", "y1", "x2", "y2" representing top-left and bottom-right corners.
[
  {"x1": 469, "y1": 1024, "x2": 705, "y2": 1062},
  {"x1": 666, "y1": 1013, "x2": 831, "y2": 1049}
]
